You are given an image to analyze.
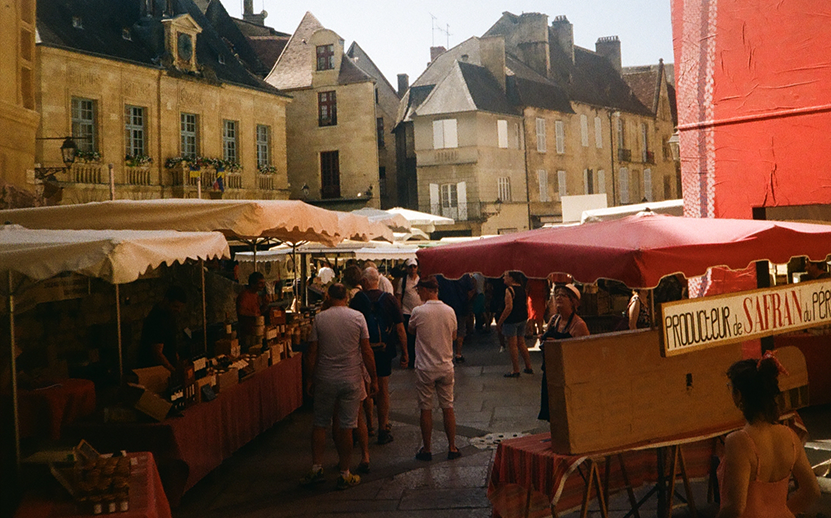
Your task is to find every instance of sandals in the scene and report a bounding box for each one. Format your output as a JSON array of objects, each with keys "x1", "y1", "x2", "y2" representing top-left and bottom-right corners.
[
  {"x1": 503, "y1": 372, "x2": 520, "y2": 378},
  {"x1": 523, "y1": 368, "x2": 534, "y2": 374},
  {"x1": 447, "y1": 449, "x2": 462, "y2": 460},
  {"x1": 415, "y1": 448, "x2": 432, "y2": 461}
]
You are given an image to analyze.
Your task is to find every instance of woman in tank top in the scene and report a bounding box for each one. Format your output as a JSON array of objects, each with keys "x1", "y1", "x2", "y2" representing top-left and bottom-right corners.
[{"x1": 717, "y1": 355, "x2": 819, "y2": 517}]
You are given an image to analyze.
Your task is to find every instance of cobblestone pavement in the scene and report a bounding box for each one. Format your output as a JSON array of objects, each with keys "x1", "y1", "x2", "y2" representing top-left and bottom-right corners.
[{"x1": 175, "y1": 330, "x2": 831, "y2": 518}]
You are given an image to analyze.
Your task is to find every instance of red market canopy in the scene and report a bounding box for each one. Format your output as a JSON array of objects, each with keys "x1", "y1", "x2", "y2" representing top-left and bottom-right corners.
[{"x1": 416, "y1": 212, "x2": 831, "y2": 288}]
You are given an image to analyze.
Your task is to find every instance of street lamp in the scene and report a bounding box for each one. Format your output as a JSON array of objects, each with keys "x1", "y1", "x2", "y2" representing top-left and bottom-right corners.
[
  {"x1": 668, "y1": 132, "x2": 680, "y2": 162},
  {"x1": 34, "y1": 136, "x2": 78, "y2": 180}
]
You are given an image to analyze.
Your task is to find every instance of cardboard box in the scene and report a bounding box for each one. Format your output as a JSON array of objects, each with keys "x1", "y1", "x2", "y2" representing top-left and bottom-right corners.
[
  {"x1": 265, "y1": 327, "x2": 278, "y2": 340},
  {"x1": 545, "y1": 330, "x2": 809, "y2": 454},
  {"x1": 195, "y1": 375, "x2": 215, "y2": 403},
  {"x1": 216, "y1": 368, "x2": 238, "y2": 393},
  {"x1": 135, "y1": 390, "x2": 172, "y2": 422},
  {"x1": 215, "y1": 338, "x2": 240, "y2": 358},
  {"x1": 270, "y1": 308, "x2": 286, "y2": 324},
  {"x1": 252, "y1": 354, "x2": 269, "y2": 372},
  {"x1": 132, "y1": 366, "x2": 170, "y2": 395}
]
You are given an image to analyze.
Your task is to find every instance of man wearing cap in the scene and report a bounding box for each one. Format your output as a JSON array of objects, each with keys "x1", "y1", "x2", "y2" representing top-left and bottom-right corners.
[
  {"x1": 408, "y1": 276, "x2": 461, "y2": 461},
  {"x1": 396, "y1": 258, "x2": 422, "y2": 369}
]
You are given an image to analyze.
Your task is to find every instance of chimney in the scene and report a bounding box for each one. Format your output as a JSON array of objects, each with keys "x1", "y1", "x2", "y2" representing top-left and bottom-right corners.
[
  {"x1": 479, "y1": 36, "x2": 506, "y2": 91},
  {"x1": 596, "y1": 36, "x2": 622, "y2": 72},
  {"x1": 430, "y1": 46, "x2": 447, "y2": 63},
  {"x1": 397, "y1": 74, "x2": 409, "y2": 97},
  {"x1": 242, "y1": 0, "x2": 267, "y2": 25},
  {"x1": 550, "y1": 15, "x2": 574, "y2": 64},
  {"x1": 515, "y1": 13, "x2": 550, "y2": 78}
]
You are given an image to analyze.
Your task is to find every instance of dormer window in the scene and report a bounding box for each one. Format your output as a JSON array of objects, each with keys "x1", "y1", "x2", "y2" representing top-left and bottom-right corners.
[
  {"x1": 163, "y1": 15, "x2": 202, "y2": 72},
  {"x1": 72, "y1": 16, "x2": 83, "y2": 29},
  {"x1": 316, "y1": 44, "x2": 334, "y2": 71}
]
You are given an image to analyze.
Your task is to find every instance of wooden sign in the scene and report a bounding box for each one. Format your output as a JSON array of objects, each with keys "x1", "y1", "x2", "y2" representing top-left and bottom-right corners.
[
  {"x1": 661, "y1": 278, "x2": 831, "y2": 356},
  {"x1": 545, "y1": 331, "x2": 808, "y2": 454}
]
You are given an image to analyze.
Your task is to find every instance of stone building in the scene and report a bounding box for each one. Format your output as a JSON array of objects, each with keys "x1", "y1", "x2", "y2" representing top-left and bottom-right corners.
[
  {"x1": 264, "y1": 12, "x2": 395, "y2": 210},
  {"x1": 35, "y1": 0, "x2": 291, "y2": 203},
  {"x1": 395, "y1": 12, "x2": 678, "y2": 235},
  {"x1": 0, "y1": 0, "x2": 40, "y2": 198}
]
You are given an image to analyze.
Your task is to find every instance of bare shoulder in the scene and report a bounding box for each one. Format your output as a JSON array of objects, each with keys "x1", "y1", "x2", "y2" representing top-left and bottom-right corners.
[{"x1": 724, "y1": 429, "x2": 754, "y2": 451}]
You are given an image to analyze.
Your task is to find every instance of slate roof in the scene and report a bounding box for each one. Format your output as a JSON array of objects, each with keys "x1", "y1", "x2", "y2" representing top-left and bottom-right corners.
[
  {"x1": 247, "y1": 36, "x2": 289, "y2": 73},
  {"x1": 622, "y1": 64, "x2": 662, "y2": 114},
  {"x1": 549, "y1": 43, "x2": 652, "y2": 116},
  {"x1": 346, "y1": 42, "x2": 398, "y2": 99},
  {"x1": 265, "y1": 11, "x2": 372, "y2": 91},
  {"x1": 397, "y1": 35, "x2": 571, "y2": 127},
  {"x1": 36, "y1": 0, "x2": 284, "y2": 95}
]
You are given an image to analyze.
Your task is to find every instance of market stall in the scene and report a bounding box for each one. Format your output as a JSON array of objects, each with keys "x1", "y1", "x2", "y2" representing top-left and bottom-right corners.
[
  {"x1": 417, "y1": 212, "x2": 831, "y2": 516},
  {"x1": 0, "y1": 225, "x2": 229, "y2": 514}
]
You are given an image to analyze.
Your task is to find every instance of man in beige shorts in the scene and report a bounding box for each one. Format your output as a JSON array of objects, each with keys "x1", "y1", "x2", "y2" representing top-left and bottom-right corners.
[{"x1": 407, "y1": 277, "x2": 461, "y2": 461}]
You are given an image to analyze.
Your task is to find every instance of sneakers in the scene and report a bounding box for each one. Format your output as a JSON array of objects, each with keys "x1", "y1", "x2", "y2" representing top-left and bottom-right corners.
[
  {"x1": 336, "y1": 472, "x2": 361, "y2": 490},
  {"x1": 299, "y1": 468, "x2": 325, "y2": 487},
  {"x1": 377, "y1": 429, "x2": 394, "y2": 445}
]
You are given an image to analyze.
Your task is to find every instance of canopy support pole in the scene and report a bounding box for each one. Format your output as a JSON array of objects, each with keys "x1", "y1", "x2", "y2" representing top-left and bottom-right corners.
[
  {"x1": 115, "y1": 283, "x2": 123, "y2": 382},
  {"x1": 200, "y1": 259, "x2": 207, "y2": 355},
  {"x1": 8, "y1": 271, "x2": 20, "y2": 472}
]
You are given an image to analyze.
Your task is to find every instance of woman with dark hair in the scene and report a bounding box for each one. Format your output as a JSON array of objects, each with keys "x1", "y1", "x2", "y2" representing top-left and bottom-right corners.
[
  {"x1": 537, "y1": 284, "x2": 589, "y2": 420},
  {"x1": 497, "y1": 271, "x2": 533, "y2": 378},
  {"x1": 717, "y1": 354, "x2": 819, "y2": 518}
]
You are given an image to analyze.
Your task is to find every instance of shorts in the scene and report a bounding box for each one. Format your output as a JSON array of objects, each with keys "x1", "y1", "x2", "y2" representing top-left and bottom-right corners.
[
  {"x1": 455, "y1": 314, "x2": 467, "y2": 339},
  {"x1": 374, "y1": 345, "x2": 395, "y2": 377},
  {"x1": 313, "y1": 377, "x2": 365, "y2": 429},
  {"x1": 502, "y1": 320, "x2": 527, "y2": 337},
  {"x1": 415, "y1": 369, "x2": 455, "y2": 410}
]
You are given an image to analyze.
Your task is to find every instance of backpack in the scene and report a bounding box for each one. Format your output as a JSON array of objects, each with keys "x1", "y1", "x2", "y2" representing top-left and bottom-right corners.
[{"x1": 360, "y1": 291, "x2": 392, "y2": 351}]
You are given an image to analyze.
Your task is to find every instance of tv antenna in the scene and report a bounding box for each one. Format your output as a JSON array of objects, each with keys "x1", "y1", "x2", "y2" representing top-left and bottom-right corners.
[{"x1": 430, "y1": 13, "x2": 451, "y2": 48}]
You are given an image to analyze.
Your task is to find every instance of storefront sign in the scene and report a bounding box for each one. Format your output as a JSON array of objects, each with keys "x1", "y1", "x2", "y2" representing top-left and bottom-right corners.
[{"x1": 661, "y1": 278, "x2": 831, "y2": 356}]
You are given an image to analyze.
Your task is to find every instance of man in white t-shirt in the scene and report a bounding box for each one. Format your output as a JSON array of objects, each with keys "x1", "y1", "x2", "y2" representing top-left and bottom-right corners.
[
  {"x1": 396, "y1": 258, "x2": 422, "y2": 369},
  {"x1": 301, "y1": 283, "x2": 377, "y2": 490},
  {"x1": 317, "y1": 262, "x2": 335, "y2": 285},
  {"x1": 407, "y1": 276, "x2": 461, "y2": 461}
]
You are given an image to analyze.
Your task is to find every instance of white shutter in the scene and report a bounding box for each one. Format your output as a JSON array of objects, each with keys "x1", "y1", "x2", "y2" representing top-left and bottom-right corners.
[
  {"x1": 538, "y1": 170, "x2": 549, "y2": 202},
  {"x1": 444, "y1": 119, "x2": 458, "y2": 148},
  {"x1": 557, "y1": 170, "x2": 567, "y2": 198},
  {"x1": 456, "y1": 181, "x2": 467, "y2": 221},
  {"x1": 429, "y1": 183, "x2": 440, "y2": 214},
  {"x1": 497, "y1": 120, "x2": 508, "y2": 148},
  {"x1": 580, "y1": 115, "x2": 588, "y2": 147},
  {"x1": 583, "y1": 169, "x2": 589, "y2": 193},
  {"x1": 597, "y1": 170, "x2": 606, "y2": 194},
  {"x1": 555, "y1": 120, "x2": 565, "y2": 154},
  {"x1": 432, "y1": 120, "x2": 444, "y2": 149},
  {"x1": 619, "y1": 167, "x2": 629, "y2": 204},
  {"x1": 595, "y1": 117, "x2": 603, "y2": 148},
  {"x1": 536, "y1": 118, "x2": 546, "y2": 152},
  {"x1": 643, "y1": 169, "x2": 653, "y2": 202}
]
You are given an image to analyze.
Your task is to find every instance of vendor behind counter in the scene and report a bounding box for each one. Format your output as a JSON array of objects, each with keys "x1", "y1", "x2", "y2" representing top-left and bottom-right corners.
[{"x1": 139, "y1": 286, "x2": 188, "y2": 373}]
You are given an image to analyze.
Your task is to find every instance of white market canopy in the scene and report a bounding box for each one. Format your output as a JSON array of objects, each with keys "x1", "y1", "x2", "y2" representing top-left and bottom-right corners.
[
  {"x1": 580, "y1": 199, "x2": 684, "y2": 224},
  {"x1": 350, "y1": 208, "x2": 411, "y2": 231},
  {"x1": 387, "y1": 207, "x2": 454, "y2": 233},
  {"x1": 0, "y1": 225, "x2": 230, "y2": 284},
  {"x1": 0, "y1": 199, "x2": 389, "y2": 246},
  {"x1": 235, "y1": 241, "x2": 418, "y2": 263}
]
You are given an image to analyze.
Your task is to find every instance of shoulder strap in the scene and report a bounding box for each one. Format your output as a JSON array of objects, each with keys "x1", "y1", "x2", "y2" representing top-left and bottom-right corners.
[{"x1": 740, "y1": 429, "x2": 762, "y2": 480}]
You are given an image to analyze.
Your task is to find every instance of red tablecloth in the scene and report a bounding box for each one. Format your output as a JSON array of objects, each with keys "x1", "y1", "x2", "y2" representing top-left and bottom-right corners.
[
  {"x1": 488, "y1": 428, "x2": 731, "y2": 518},
  {"x1": 18, "y1": 379, "x2": 96, "y2": 440},
  {"x1": 65, "y1": 354, "x2": 303, "y2": 507},
  {"x1": 15, "y1": 452, "x2": 171, "y2": 518},
  {"x1": 488, "y1": 415, "x2": 807, "y2": 518}
]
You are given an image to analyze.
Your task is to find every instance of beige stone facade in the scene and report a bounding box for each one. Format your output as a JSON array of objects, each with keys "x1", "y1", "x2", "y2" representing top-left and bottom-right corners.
[
  {"x1": 281, "y1": 80, "x2": 380, "y2": 206},
  {"x1": 0, "y1": 0, "x2": 39, "y2": 192},
  {"x1": 265, "y1": 13, "x2": 382, "y2": 209},
  {"x1": 36, "y1": 46, "x2": 290, "y2": 203},
  {"x1": 414, "y1": 111, "x2": 529, "y2": 235}
]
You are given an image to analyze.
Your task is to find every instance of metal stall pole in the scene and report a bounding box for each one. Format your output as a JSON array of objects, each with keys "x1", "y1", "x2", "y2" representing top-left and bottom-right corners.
[
  {"x1": 115, "y1": 284, "x2": 123, "y2": 382},
  {"x1": 201, "y1": 260, "x2": 207, "y2": 354},
  {"x1": 8, "y1": 272, "x2": 20, "y2": 471}
]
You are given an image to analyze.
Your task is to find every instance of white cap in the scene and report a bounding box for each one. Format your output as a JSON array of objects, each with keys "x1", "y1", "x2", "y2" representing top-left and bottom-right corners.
[{"x1": 405, "y1": 258, "x2": 418, "y2": 267}]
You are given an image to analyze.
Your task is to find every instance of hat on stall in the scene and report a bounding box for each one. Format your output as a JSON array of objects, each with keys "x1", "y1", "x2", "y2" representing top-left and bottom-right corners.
[
  {"x1": 405, "y1": 258, "x2": 418, "y2": 267},
  {"x1": 416, "y1": 277, "x2": 439, "y2": 290}
]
